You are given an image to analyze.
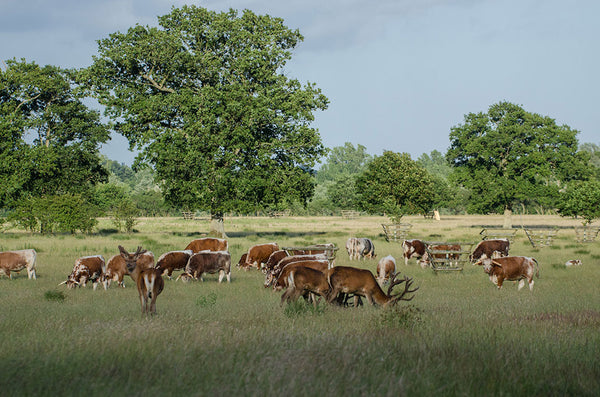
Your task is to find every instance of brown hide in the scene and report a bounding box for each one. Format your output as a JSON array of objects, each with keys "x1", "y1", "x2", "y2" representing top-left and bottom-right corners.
[
  {"x1": 185, "y1": 238, "x2": 228, "y2": 253},
  {"x1": 0, "y1": 249, "x2": 37, "y2": 279}
]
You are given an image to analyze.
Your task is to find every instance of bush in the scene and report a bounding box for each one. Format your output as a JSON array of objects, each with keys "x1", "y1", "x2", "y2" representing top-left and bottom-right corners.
[
  {"x1": 112, "y1": 199, "x2": 139, "y2": 233},
  {"x1": 9, "y1": 194, "x2": 98, "y2": 234}
]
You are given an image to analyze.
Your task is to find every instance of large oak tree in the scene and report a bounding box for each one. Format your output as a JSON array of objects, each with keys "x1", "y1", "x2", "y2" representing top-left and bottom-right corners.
[
  {"x1": 83, "y1": 6, "x2": 328, "y2": 236},
  {"x1": 0, "y1": 59, "x2": 109, "y2": 208},
  {"x1": 446, "y1": 101, "x2": 590, "y2": 224}
]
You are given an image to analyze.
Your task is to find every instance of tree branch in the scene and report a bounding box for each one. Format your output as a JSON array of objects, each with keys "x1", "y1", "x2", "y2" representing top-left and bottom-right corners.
[{"x1": 141, "y1": 73, "x2": 175, "y2": 93}]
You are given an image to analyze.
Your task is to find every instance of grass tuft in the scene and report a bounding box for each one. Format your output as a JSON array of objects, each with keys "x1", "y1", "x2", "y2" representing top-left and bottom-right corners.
[
  {"x1": 44, "y1": 290, "x2": 66, "y2": 302},
  {"x1": 283, "y1": 299, "x2": 325, "y2": 318}
]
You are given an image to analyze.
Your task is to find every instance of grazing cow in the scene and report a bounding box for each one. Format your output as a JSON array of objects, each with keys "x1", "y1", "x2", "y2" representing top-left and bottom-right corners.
[
  {"x1": 402, "y1": 239, "x2": 426, "y2": 265},
  {"x1": 565, "y1": 259, "x2": 582, "y2": 267},
  {"x1": 178, "y1": 251, "x2": 231, "y2": 283},
  {"x1": 102, "y1": 250, "x2": 155, "y2": 289},
  {"x1": 474, "y1": 256, "x2": 539, "y2": 291},
  {"x1": 376, "y1": 255, "x2": 396, "y2": 285},
  {"x1": 419, "y1": 243, "x2": 461, "y2": 269},
  {"x1": 156, "y1": 250, "x2": 193, "y2": 278},
  {"x1": 346, "y1": 237, "x2": 376, "y2": 260},
  {"x1": 470, "y1": 239, "x2": 510, "y2": 262},
  {"x1": 185, "y1": 238, "x2": 228, "y2": 253},
  {"x1": 61, "y1": 255, "x2": 106, "y2": 290},
  {"x1": 0, "y1": 249, "x2": 37, "y2": 279},
  {"x1": 244, "y1": 243, "x2": 279, "y2": 270}
]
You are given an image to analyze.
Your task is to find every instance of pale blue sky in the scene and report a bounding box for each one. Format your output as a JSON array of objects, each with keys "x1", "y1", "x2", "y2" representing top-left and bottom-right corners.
[{"x1": 2, "y1": 0, "x2": 597, "y2": 165}]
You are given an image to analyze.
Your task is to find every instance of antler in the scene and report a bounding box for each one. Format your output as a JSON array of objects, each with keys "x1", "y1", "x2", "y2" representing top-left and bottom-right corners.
[{"x1": 387, "y1": 273, "x2": 419, "y2": 303}]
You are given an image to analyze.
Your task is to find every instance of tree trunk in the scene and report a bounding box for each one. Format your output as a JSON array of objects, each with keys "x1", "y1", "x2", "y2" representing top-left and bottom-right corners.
[
  {"x1": 503, "y1": 207, "x2": 513, "y2": 229},
  {"x1": 209, "y1": 212, "x2": 228, "y2": 238}
]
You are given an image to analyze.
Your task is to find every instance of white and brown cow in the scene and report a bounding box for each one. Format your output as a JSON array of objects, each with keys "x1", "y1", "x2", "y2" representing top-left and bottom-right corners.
[
  {"x1": 155, "y1": 250, "x2": 193, "y2": 278},
  {"x1": 0, "y1": 249, "x2": 37, "y2": 279},
  {"x1": 402, "y1": 239, "x2": 426, "y2": 265},
  {"x1": 376, "y1": 255, "x2": 396, "y2": 285},
  {"x1": 470, "y1": 239, "x2": 510, "y2": 262},
  {"x1": 346, "y1": 237, "x2": 376, "y2": 260},
  {"x1": 62, "y1": 255, "x2": 106, "y2": 290},
  {"x1": 178, "y1": 251, "x2": 231, "y2": 283},
  {"x1": 185, "y1": 238, "x2": 228, "y2": 253},
  {"x1": 474, "y1": 256, "x2": 539, "y2": 291}
]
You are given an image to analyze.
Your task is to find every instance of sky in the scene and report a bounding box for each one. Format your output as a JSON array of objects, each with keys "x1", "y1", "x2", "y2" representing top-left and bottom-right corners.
[{"x1": 2, "y1": 0, "x2": 598, "y2": 166}]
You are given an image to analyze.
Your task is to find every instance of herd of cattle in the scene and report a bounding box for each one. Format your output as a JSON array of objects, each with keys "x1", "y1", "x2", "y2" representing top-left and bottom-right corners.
[{"x1": 1, "y1": 232, "x2": 583, "y2": 314}]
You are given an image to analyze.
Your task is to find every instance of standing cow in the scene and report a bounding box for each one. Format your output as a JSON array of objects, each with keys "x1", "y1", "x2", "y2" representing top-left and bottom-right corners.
[
  {"x1": 470, "y1": 239, "x2": 510, "y2": 262},
  {"x1": 0, "y1": 249, "x2": 37, "y2": 279},
  {"x1": 346, "y1": 237, "x2": 376, "y2": 260},
  {"x1": 474, "y1": 256, "x2": 539, "y2": 291},
  {"x1": 402, "y1": 239, "x2": 426, "y2": 265}
]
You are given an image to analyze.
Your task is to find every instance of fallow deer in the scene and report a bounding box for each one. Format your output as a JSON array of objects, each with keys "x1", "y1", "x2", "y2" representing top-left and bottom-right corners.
[
  {"x1": 119, "y1": 246, "x2": 164, "y2": 315},
  {"x1": 280, "y1": 266, "x2": 330, "y2": 306},
  {"x1": 326, "y1": 266, "x2": 418, "y2": 307}
]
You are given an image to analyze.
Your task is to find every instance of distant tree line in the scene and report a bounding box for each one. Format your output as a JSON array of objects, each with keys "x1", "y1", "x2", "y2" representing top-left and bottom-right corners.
[{"x1": 1, "y1": 5, "x2": 599, "y2": 233}]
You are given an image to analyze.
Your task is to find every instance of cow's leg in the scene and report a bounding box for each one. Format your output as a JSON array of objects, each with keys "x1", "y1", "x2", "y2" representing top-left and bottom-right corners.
[
  {"x1": 518, "y1": 279, "x2": 525, "y2": 290},
  {"x1": 226, "y1": 271, "x2": 231, "y2": 283},
  {"x1": 218, "y1": 270, "x2": 224, "y2": 283},
  {"x1": 528, "y1": 278, "x2": 534, "y2": 291}
]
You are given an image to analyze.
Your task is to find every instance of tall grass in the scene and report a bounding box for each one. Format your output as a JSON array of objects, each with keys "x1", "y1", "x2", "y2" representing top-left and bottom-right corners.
[{"x1": 0, "y1": 215, "x2": 598, "y2": 396}]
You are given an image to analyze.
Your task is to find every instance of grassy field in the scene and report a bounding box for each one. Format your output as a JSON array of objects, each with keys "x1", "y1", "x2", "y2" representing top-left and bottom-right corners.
[{"x1": 0, "y1": 214, "x2": 598, "y2": 396}]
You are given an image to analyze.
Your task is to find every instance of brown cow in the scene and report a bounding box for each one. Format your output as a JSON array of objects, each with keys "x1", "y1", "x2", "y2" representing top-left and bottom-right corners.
[
  {"x1": 156, "y1": 250, "x2": 193, "y2": 278},
  {"x1": 470, "y1": 239, "x2": 510, "y2": 262},
  {"x1": 244, "y1": 243, "x2": 279, "y2": 270},
  {"x1": 402, "y1": 239, "x2": 426, "y2": 265},
  {"x1": 0, "y1": 249, "x2": 37, "y2": 279},
  {"x1": 376, "y1": 255, "x2": 396, "y2": 285},
  {"x1": 61, "y1": 255, "x2": 106, "y2": 290},
  {"x1": 178, "y1": 251, "x2": 231, "y2": 283},
  {"x1": 474, "y1": 256, "x2": 539, "y2": 290},
  {"x1": 185, "y1": 238, "x2": 228, "y2": 253}
]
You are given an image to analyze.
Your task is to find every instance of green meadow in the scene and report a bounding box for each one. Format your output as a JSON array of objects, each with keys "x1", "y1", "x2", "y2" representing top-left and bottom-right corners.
[{"x1": 0, "y1": 215, "x2": 598, "y2": 396}]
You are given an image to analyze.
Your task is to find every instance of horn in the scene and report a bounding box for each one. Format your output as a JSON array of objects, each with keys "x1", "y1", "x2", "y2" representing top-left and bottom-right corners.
[{"x1": 58, "y1": 280, "x2": 67, "y2": 285}]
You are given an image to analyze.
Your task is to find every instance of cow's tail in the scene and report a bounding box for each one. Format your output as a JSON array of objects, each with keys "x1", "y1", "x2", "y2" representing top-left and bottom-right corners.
[{"x1": 532, "y1": 258, "x2": 540, "y2": 278}]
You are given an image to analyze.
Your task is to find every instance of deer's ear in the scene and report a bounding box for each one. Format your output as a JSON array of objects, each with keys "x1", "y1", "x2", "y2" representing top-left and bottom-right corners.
[{"x1": 119, "y1": 246, "x2": 128, "y2": 257}]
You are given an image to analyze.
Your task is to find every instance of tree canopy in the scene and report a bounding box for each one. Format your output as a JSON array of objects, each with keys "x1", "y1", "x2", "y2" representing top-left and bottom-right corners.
[
  {"x1": 83, "y1": 6, "x2": 328, "y2": 234},
  {"x1": 446, "y1": 101, "x2": 590, "y2": 214},
  {"x1": 0, "y1": 59, "x2": 109, "y2": 208},
  {"x1": 355, "y1": 151, "x2": 436, "y2": 216}
]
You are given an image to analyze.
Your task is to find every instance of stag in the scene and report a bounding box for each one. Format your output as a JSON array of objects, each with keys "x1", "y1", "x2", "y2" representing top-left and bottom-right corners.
[
  {"x1": 326, "y1": 266, "x2": 418, "y2": 307},
  {"x1": 119, "y1": 246, "x2": 164, "y2": 316}
]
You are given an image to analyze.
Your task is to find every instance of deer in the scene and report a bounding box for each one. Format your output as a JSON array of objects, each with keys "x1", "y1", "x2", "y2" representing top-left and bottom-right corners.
[
  {"x1": 118, "y1": 245, "x2": 164, "y2": 316},
  {"x1": 325, "y1": 266, "x2": 418, "y2": 307},
  {"x1": 279, "y1": 266, "x2": 331, "y2": 307}
]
